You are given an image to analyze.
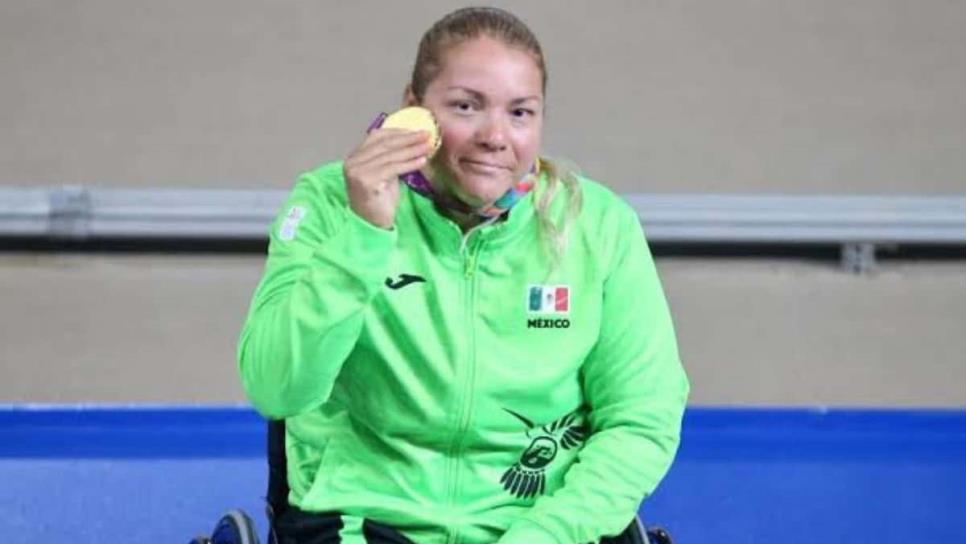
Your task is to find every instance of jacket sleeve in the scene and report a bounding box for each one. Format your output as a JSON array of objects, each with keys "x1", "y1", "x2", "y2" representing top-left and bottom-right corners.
[
  {"x1": 498, "y1": 203, "x2": 689, "y2": 544},
  {"x1": 237, "y1": 165, "x2": 396, "y2": 419}
]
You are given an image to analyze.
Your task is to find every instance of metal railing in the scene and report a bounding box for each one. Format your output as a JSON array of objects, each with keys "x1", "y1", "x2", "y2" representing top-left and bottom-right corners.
[{"x1": 3, "y1": 186, "x2": 966, "y2": 272}]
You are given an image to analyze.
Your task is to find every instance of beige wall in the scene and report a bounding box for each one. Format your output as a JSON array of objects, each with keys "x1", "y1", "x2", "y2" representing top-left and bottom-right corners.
[
  {"x1": 2, "y1": 254, "x2": 964, "y2": 407},
  {"x1": 2, "y1": 0, "x2": 964, "y2": 193},
  {"x1": 2, "y1": 2, "x2": 964, "y2": 407}
]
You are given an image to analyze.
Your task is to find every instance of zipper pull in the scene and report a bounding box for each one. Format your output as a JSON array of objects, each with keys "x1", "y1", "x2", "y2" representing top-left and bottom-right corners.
[{"x1": 464, "y1": 253, "x2": 476, "y2": 278}]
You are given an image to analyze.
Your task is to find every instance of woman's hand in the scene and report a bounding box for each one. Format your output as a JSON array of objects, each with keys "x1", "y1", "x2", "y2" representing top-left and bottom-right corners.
[{"x1": 343, "y1": 129, "x2": 433, "y2": 229}]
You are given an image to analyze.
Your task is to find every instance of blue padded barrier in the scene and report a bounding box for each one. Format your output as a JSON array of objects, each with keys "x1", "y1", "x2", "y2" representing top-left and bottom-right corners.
[{"x1": 2, "y1": 406, "x2": 964, "y2": 543}]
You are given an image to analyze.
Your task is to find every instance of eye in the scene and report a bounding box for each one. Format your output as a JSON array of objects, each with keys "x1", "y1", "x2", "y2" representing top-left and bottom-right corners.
[
  {"x1": 512, "y1": 108, "x2": 535, "y2": 118},
  {"x1": 451, "y1": 100, "x2": 476, "y2": 113}
]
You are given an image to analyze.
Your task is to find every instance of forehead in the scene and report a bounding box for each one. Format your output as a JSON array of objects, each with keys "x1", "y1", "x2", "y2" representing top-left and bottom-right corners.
[{"x1": 432, "y1": 36, "x2": 543, "y2": 100}]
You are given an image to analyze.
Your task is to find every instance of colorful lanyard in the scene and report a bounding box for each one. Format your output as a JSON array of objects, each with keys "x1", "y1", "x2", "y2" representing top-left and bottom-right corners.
[{"x1": 368, "y1": 112, "x2": 536, "y2": 218}]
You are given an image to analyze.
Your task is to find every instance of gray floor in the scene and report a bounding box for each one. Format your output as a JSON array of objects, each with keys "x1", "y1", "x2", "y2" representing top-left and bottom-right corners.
[{"x1": 2, "y1": 254, "x2": 963, "y2": 407}]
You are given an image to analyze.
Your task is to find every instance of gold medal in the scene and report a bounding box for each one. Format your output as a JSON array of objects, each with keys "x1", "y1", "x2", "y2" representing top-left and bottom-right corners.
[{"x1": 381, "y1": 107, "x2": 442, "y2": 157}]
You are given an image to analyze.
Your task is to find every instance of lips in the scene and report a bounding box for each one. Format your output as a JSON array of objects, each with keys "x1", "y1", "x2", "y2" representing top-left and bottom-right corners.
[{"x1": 460, "y1": 159, "x2": 511, "y2": 172}]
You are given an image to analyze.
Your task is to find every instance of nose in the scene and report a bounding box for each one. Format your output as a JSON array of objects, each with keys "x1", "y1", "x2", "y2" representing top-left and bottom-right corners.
[{"x1": 475, "y1": 112, "x2": 508, "y2": 152}]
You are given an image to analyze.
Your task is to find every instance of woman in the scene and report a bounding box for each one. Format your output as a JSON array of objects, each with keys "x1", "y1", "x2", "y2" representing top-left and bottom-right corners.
[{"x1": 238, "y1": 7, "x2": 688, "y2": 544}]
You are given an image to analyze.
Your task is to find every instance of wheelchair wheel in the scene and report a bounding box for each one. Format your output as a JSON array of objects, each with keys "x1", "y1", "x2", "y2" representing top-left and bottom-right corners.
[
  {"x1": 646, "y1": 526, "x2": 673, "y2": 544},
  {"x1": 191, "y1": 509, "x2": 260, "y2": 544}
]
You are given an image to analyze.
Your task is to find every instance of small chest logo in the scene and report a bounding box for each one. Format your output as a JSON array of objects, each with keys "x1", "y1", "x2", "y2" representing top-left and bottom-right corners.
[
  {"x1": 385, "y1": 273, "x2": 426, "y2": 290},
  {"x1": 527, "y1": 285, "x2": 570, "y2": 314},
  {"x1": 526, "y1": 285, "x2": 571, "y2": 329}
]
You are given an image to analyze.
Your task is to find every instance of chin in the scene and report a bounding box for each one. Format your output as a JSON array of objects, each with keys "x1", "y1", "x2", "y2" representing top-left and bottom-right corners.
[
  {"x1": 432, "y1": 159, "x2": 515, "y2": 208},
  {"x1": 456, "y1": 178, "x2": 512, "y2": 207}
]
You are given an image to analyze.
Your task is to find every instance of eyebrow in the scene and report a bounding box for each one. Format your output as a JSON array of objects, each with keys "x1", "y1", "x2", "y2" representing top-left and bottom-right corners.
[{"x1": 446, "y1": 86, "x2": 542, "y2": 105}]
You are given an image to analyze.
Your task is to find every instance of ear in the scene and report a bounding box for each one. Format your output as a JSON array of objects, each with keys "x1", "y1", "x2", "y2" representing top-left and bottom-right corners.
[{"x1": 402, "y1": 85, "x2": 418, "y2": 107}]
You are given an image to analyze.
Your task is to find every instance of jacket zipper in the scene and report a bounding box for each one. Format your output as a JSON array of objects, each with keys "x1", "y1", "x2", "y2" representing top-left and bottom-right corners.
[{"x1": 446, "y1": 233, "x2": 484, "y2": 544}]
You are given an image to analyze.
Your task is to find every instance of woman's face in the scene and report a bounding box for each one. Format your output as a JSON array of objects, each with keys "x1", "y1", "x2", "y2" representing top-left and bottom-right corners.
[{"x1": 413, "y1": 36, "x2": 544, "y2": 209}]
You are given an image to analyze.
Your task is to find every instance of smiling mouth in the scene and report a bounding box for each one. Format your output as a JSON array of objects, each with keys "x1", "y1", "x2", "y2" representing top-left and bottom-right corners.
[{"x1": 461, "y1": 159, "x2": 511, "y2": 171}]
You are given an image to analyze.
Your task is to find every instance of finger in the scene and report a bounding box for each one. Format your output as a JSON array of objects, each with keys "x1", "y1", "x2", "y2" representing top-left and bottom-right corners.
[
  {"x1": 352, "y1": 148, "x2": 428, "y2": 191},
  {"x1": 365, "y1": 137, "x2": 434, "y2": 170},
  {"x1": 346, "y1": 142, "x2": 429, "y2": 191},
  {"x1": 372, "y1": 154, "x2": 428, "y2": 184},
  {"x1": 358, "y1": 128, "x2": 429, "y2": 154},
  {"x1": 348, "y1": 140, "x2": 429, "y2": 182},
  {"x1": 352, "y1": 129, "x2": 432, "y2": 164},
  {"x1": 357, "y1": 129, "x2": 430, "y2": 158}
]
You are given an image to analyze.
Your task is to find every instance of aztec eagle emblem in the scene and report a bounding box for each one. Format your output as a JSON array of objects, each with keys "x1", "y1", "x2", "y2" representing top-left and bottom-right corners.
[{"x1": 500, "y1": 408, "x2": 589, "y2": 499}]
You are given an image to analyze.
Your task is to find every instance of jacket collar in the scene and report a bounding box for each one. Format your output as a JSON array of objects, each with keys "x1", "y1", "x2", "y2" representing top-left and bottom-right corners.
[{"x1": 401, "y1": 178, "x2": 539, "y2": 255}]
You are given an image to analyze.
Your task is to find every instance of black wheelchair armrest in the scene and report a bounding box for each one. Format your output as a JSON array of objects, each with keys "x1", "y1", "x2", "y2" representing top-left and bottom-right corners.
[{"x1": 266, "y1": 419, "x2": 290, "y2": 523}]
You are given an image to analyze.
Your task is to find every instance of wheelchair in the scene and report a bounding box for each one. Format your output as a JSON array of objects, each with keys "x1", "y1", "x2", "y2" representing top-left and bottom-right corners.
[{"x1": 192, "y1": 420, "x2": 673, "y2": 544}]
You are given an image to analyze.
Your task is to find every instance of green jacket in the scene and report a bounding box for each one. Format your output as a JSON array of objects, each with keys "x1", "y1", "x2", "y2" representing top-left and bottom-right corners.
[{"x1": 238, "y1": 161, "x2": 689, "y2": 544}]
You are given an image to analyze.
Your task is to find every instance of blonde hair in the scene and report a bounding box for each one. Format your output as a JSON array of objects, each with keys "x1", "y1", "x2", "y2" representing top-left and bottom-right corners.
[
  {"x1": 532, "y1": 157, "x2": 583, "y2": 271},
  {"x1": 411, "y1": 7, "x2": 583, "y2": 269}
]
